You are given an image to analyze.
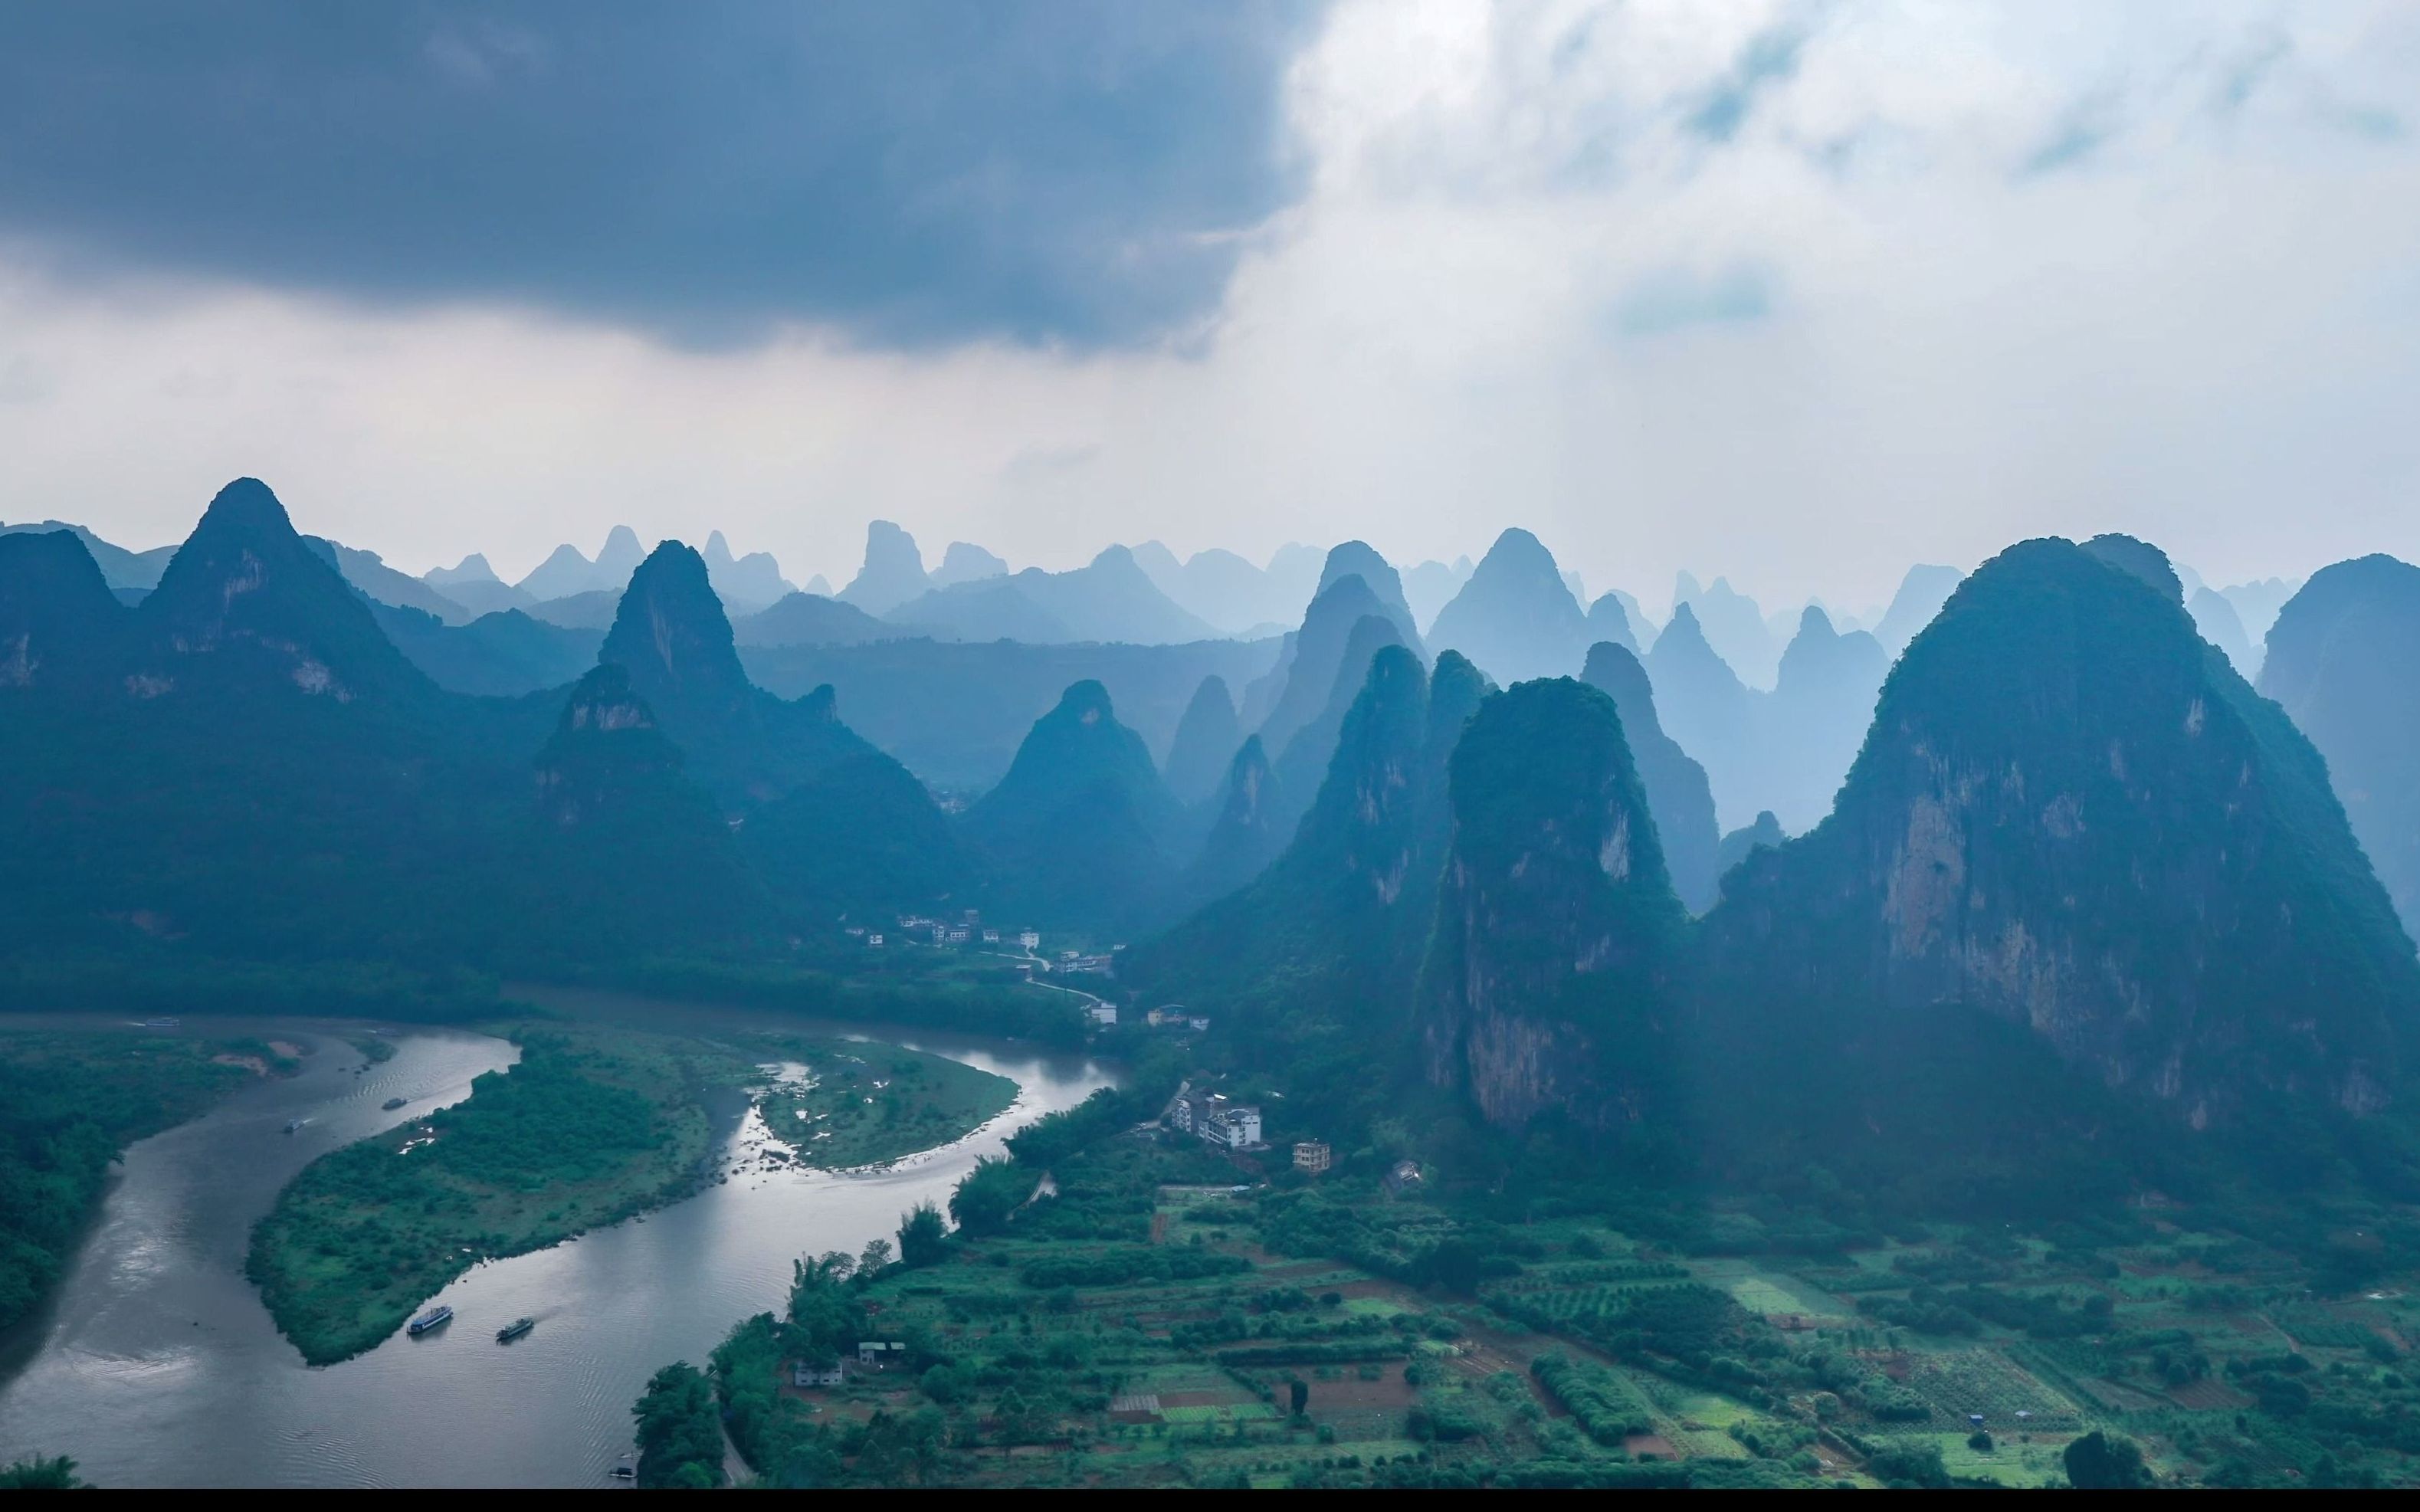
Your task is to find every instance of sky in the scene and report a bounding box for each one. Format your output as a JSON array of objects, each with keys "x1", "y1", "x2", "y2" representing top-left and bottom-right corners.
[{"x1": 1, "y1": 0, "x2": 2416, "y2": 612}]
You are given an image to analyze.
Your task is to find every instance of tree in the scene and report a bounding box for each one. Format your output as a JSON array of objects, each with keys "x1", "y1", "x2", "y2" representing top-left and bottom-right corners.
[
  {"x1": 995, "y1": 1386, "x2": 1035, "y2": 1444},
  {"x1": 949, "y1": 1155, "x2": 1028, "y2": 1237},
  {"x1": 631, "y1": 1361, "x2": 726, "y2": 1489},
  {"x1": 854, "y1": 1408, "x2": 945, "y2": 1485},
  {"x1": 2064, "y1": 1431, "x2": 2149, "y2": 1490},
  {"x1": 1418, "y1": 1237, "x2": 1483, "y2": 1297},
  {"x1": 859, "y1": 1237, "x2": 895, "y2": 1275},
  {"x1": 1289, "y1": 1379, "x2": 1310, "y2": 1417},
  {"x1": 788, "y1": 1252, "x2": 865, "y2": 1359},
  {"x1": 1864, "y1": 1441, "x2": 1950, "y2": 1489},
  {"x1": 898, "y1": 1201, "x2": 949, "y2": 1269},
  {"x1": 775, "y1": 1434, "x2": 845, "y2": 1488},
  {"x1": 0, "y1": 1456, "x2": 84, "y2": 1490}
]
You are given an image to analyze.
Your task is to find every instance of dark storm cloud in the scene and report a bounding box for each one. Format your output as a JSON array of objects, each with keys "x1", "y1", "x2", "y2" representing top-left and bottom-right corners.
[{"x1": 0, "y1": 1, "x2": 1324, "y2": 349}]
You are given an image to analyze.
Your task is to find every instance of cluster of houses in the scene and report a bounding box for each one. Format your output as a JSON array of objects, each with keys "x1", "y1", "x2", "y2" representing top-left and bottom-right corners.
[
  {"x1": 838, "y1": 918, "x2": 1150, "y2": 982},
  {"x1": 900, "y1": 909, "x2": 1004, "y2": 948},
  {"x1": 1165, "y1": 1087, "x2": 1264, "y2": 1151},
  {"x1": 1145, "y1": 1005, "x2": 1212, "y2": 1033},
  {"x1": 843, "y1": 910, "x2": 1012, "y2": 951},
  {"x1": 1012, "y1": 947, "x2": 1119, "y2": 982}
]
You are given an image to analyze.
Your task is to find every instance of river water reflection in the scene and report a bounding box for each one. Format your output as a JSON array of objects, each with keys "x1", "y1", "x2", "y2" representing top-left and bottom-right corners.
[{"x1": 0, "y1": 992, "x2": 1115, "y2": 1487}]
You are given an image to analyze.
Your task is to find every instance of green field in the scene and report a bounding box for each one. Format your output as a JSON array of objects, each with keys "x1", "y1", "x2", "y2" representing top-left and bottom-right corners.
[
  {"x1": 660, "y1": 1095, "x2": 2420, "y2": 1491},
  {"x1": 751, "y1": 1036, "x2": 1016, "y2": 1169},
  {"x1": 247, "y1": 1021, "x2": 1021, "y2": 1366}
]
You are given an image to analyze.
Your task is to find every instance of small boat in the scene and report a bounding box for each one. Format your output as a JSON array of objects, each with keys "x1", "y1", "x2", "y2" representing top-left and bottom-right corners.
[
  {"x1": 608, "y1": 1466, "x2": 636, "y2": 1480},
  {"x1": 497, "y1": 1317, "x2": 534, "y2": 1343},
  {"x1": 382, "y1": 1097, "x2": 408, "y2": 1110},
  {"x1": 284, "y1": 1119, "x2": 307, "y2": 1134},
  {"x1": 406, "y1": 1304, "x2": 453, "y2": 1336}
]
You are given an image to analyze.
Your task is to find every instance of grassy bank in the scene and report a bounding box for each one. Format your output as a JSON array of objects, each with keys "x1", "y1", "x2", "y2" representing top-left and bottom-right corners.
[
  {"x1": 246, "y1": 1021, "x2": 1029, "y2": 1366},
  {"x1": 756, "y1": 1037, "x2": 1016, "y2": 1169},
  {"x1": 0, "y1": 1032, "x2": 264, "y2": 1332},
  {"x1": 246, "y1": 1028, "x2": 739, "y2": 1365}
]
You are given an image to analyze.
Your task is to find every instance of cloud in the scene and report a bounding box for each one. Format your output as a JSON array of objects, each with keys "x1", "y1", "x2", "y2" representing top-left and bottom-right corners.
[
  {"x1": 1684, "y1": 21, "x2": 1809, "y2": 143},
  {"x1": 1002, "y1": 443, "x2": 1103, "y2": 486},
  {"x1": 1609, "y1": 265, "x2": 1776, "y2": 337},
  {"x1": 2020, "y1": 93, "x2": 2126, "y2": 175},
  {"x1": 0, "y1": 1, "x2": 1324, "y2": 350},
  {"x1": 0, "y1": 356, "x2": 57, "y2": 405},
  {"x1": 5, "y1": 0, "x2": 2420, "y2": 613}
]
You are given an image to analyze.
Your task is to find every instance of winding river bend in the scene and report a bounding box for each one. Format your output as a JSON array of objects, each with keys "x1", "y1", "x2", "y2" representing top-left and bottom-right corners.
[{"x1": 0, "y1": 993, "x2": 1114, "y2": 1487}]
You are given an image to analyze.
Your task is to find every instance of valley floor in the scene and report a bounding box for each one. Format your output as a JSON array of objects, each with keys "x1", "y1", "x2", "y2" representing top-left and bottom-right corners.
[{"x1": 694, "y1": 1133, "x2": 2420, "y2": 1490}]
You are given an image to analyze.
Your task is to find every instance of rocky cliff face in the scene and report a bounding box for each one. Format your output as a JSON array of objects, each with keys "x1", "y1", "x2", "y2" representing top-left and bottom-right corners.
[
  {"x1": 2259, "y1": 554, "x2": 2420, "y2": 941},
  {"x1": 0, "y1": 529, "x2": 124, "y2": 690},
  {"x1": 600, "y1": 540, "x2": 886, "y2": 805},
  {"x1": 1582, "y1": 640, "x2": 1721, "y2": 913},
  {"x1": 601, "y1": 540, "x2": 752, "y2": 713},
  {"x1": 1267, "y1": 612, "x2": 1410, "y2": 844},
  {"x1": 1182, "y1": 734, "x2": 1284, "y2": 908},
  {"x1": 526, "y1": 661, "x2": 773, "y2": 949},
  {"x1": 1129, "y1": 647, "x2": 1484, "y2": 1034},
  {"x1": 127, "y1": 477, "x2": 431, "y2": 707},
  {"x1": 966, "y1": 678, "x2": 1182, "y2": 929},
  {"x1": 1419, "y1": 677, "x2": 1687, "y2": 1133},
  {"x1": 1706, "y1": 537, "x2": 2419, "y2": 1126},
  {"x1": 533, "y1": 664, "x2": 687, "y2": 828}
]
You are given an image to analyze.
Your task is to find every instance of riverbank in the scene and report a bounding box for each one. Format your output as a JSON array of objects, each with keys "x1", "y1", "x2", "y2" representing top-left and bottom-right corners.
[
  {"x1": 245, "y1": 1018, "x2": 1025, "y2": 1367},
  {"x1": 756, "y1": 1036, "x2": 1016, "y2": 1170},
  {"x1": 0, "y1": 1031, "x2": 270, "y2": 1336},
  {"x1": 245, "y1": 1025, "x2": 746, "y2": 1366}
]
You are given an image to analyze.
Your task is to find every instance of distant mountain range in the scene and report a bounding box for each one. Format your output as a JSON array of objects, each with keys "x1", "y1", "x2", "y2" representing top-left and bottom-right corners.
[
  {"x1": 1135, "y1": 534, "x2": 2420, "y2": 1205},
  {"x1": 10, "y1": 482, "x2": 2420, "y2": 1210}
]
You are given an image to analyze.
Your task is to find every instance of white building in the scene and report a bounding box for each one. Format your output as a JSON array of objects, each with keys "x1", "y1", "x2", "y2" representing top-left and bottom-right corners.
[
  {"x1": 1215, "y1": 1105, "x2": 1262, "y2": 1148},
  {"x1": 1167, "y1": 1090, "x2": 1261, "y2": 1150},
  {"x1": 1088, "y1": 1005, "x2": 1117, "y2": 1026},
  {"x1": 1018, "y1": 930, "x2": 1041, "y2": 951},
  {"x1": 793, "y1": 1359, "x2": 844, "y2": 1387}
]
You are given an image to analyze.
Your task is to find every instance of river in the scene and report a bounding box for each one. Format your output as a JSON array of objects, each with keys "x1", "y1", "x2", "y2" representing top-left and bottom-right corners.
[{"x1": 0, "y1": 993, "x2": 1115, "y2": 1487}]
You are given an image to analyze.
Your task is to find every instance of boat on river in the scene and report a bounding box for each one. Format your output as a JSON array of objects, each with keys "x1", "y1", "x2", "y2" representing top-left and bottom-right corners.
[
  {"x1": 497, "y1": 1317, "x2": 533, "y2": 1343},
  {"x1": 382, "y1": 1097, "x2": 408, "y2": 1110},
  {"x1": 283, "y1": 1119, "x2": 307, "y2": 1133},
  {"x1": 406, "y1": 1305, "x2": 453, "y2": 1336}
]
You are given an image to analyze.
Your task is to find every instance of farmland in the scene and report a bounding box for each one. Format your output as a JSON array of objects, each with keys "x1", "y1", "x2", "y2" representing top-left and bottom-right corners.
[{"x1": 674, "y1": 1100, "x2": 2420, "y2": 1490}]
